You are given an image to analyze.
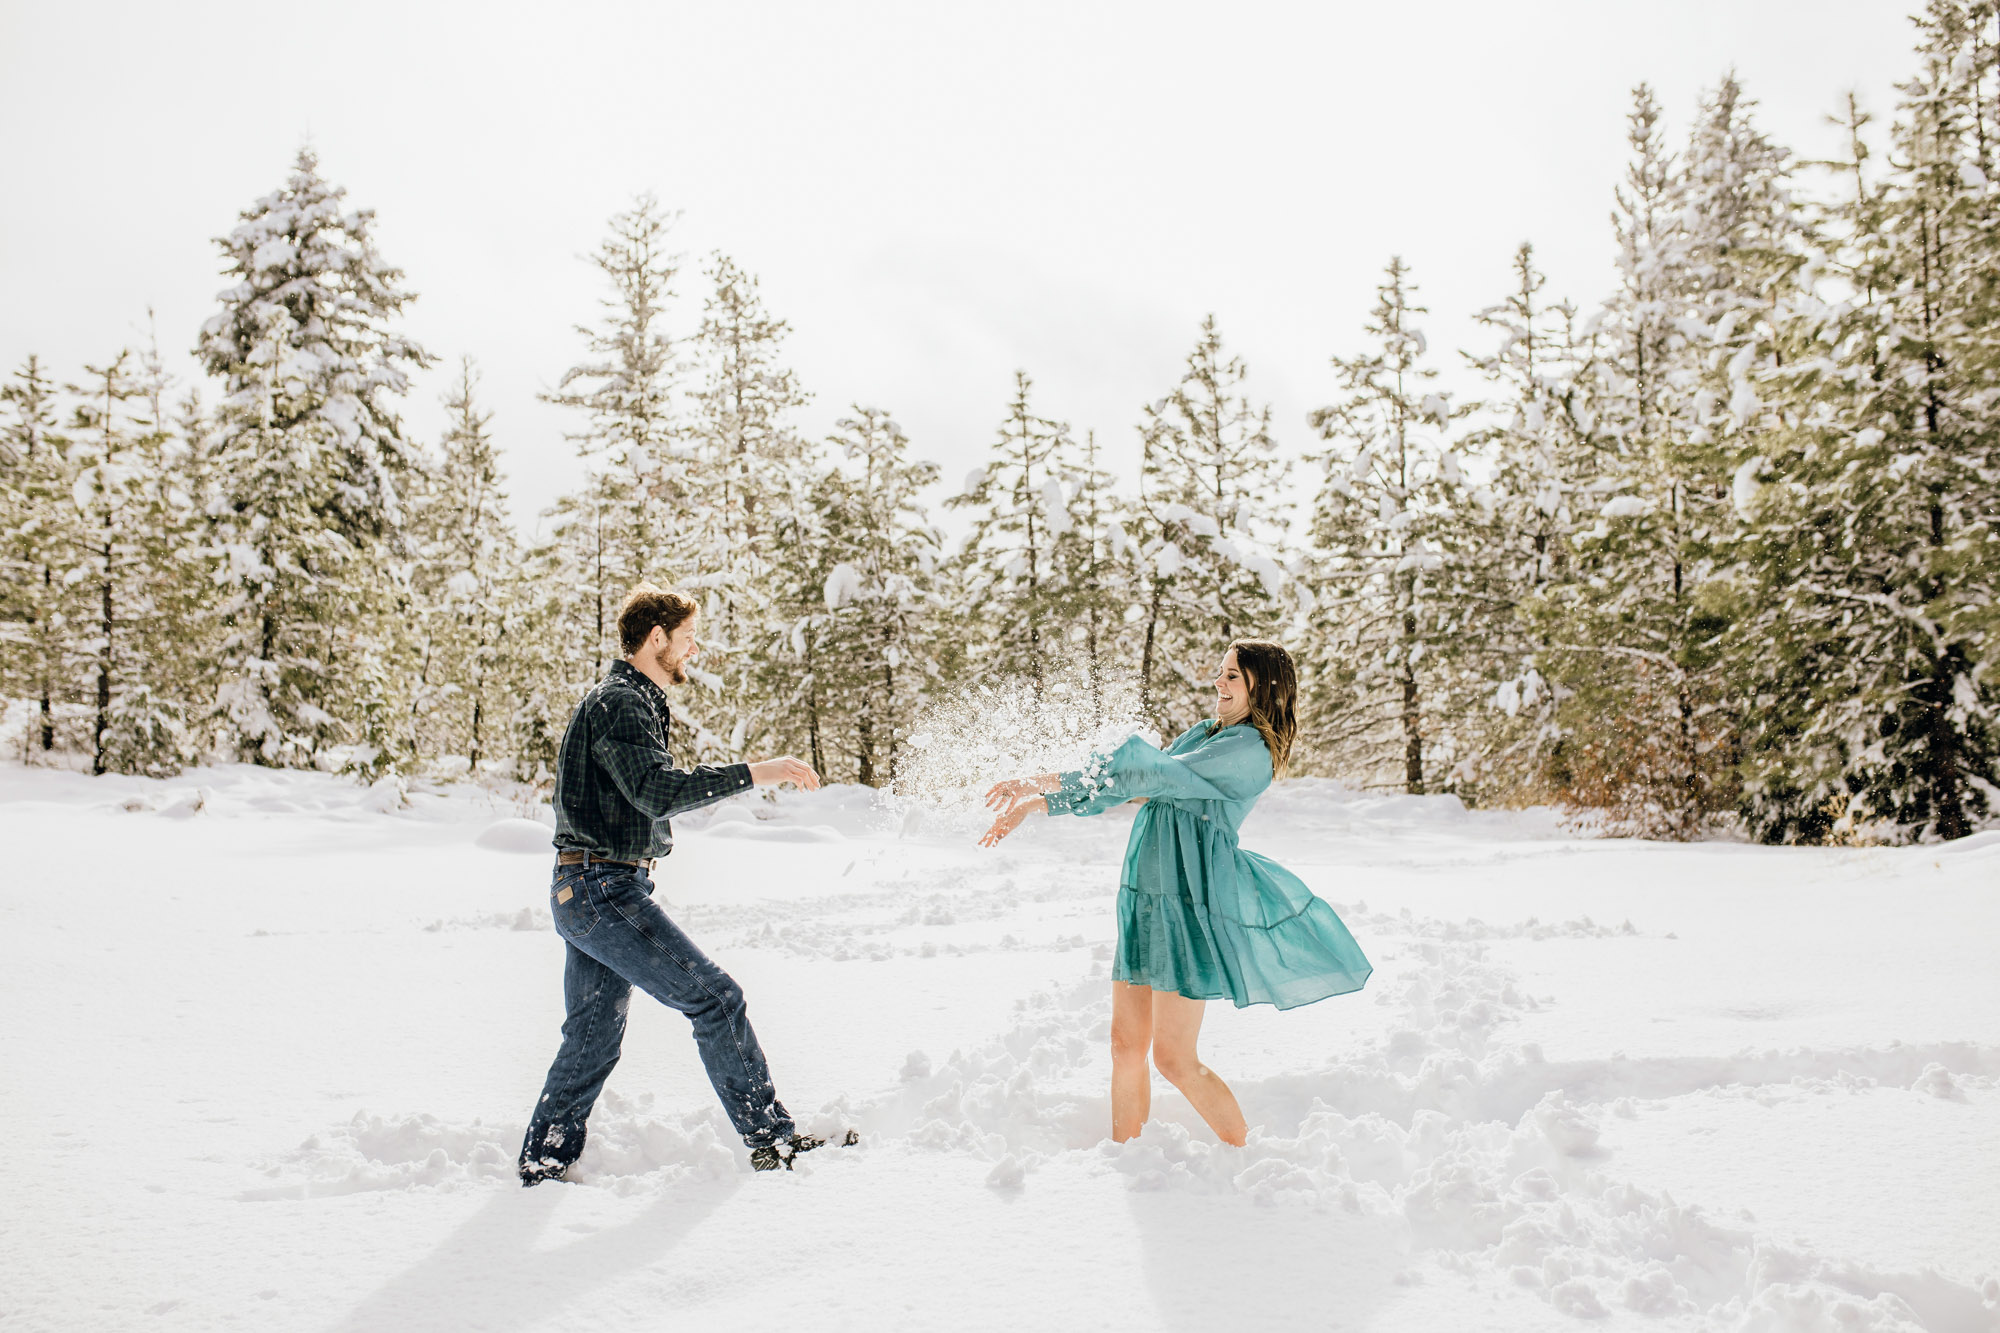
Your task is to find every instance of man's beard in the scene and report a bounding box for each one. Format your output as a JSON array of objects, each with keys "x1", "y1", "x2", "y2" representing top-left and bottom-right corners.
[{"x1": 653, "y1": 641, "x2": 689, "y2": 686}]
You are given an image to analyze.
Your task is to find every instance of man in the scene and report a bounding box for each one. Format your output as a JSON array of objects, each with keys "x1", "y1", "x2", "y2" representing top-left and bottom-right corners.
[{"x1": 519, "y1": 583, "x2": 823, "y2": 1184}]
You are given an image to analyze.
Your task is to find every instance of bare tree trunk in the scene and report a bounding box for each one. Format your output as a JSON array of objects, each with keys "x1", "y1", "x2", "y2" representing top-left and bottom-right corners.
[
  {"x1": 94, "y1": 535, "x2": 112, "y2": 775},
  {"x1": 593, "y1": 511, "x2": 606, "y2": 678},
  {"x1": 38, "y1": 566, "x2": 53, "y2": 751},
  {"x1": 1677, "y1": 676, "x2": 1698, "y2": 840},
  {"x1": 1400, "y1": 610, "x2": 1423, "y2": 794},
  {"x1": 882, "y1": 629, "x2": 898, "y2": 783},
  {"x1": 1139, "y1": 577, "x2": 1165, "y2": 734},
  {"x1": 1925, "y1": 647, "x2": 1971, "y2": 842},
  {"x1": 1086, "y1": 603, "x2": 1101, "y2": 714},
  {"x1": 469, "y1": 695, "x2": 483, "y2": 771},
  {"x1": 803, "y1": 633, "x2": 824, "y2": 777},
  {"x1": 857, "y1": 710, "x2": 875, "y2": 786}
]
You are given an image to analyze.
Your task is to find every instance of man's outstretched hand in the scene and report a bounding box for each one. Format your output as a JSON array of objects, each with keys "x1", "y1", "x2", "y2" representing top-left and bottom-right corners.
[{"x1": 749, "y1": 756, "x2": 820, "y2": 790}]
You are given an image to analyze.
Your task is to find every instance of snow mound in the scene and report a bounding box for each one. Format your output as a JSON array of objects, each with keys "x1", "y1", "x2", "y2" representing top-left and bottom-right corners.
[
  {"x1": 242, "y1": 1096, "x2": 742, "y2": 1201},
  {"x1": 1930, "y1": 829, "x2": 2000, "y2": 861},
  {"x1": 473, "y1": 817, "x2": 556, "y2": 854},
  {"x1": 239, "y1": 1111, "x2": 518, "y2": 1199}
]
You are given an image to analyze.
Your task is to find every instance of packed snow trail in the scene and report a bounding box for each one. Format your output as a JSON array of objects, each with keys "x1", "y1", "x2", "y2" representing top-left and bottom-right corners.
[{"x1": 1, "y1": 764, "x2": 1995, "y2": 1332}]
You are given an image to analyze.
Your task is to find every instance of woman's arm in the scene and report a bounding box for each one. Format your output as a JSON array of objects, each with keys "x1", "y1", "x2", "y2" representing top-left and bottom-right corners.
[
  {"x1": 978, "y1": 795, "x2": 1047, "y2": 847},
  {"x1": 975, "y1": 728, "x2": 1271, "y2": 846},
  {"x1": 983, "y1": 773, "x2": 1062, "y2": 812},
  {"x1": 1042, "y1": 731, "x2": 1267, "y2": 817}
]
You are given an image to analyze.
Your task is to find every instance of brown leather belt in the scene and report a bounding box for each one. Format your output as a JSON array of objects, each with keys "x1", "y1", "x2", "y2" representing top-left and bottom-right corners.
[{"x1": 556, "y1": 849, "x2": 655, "y2": 871}]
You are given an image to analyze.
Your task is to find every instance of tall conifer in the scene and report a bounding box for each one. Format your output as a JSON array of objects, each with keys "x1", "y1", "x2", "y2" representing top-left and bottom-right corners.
[
  {"x1": 1304, "y1": 260, "x2": 1480, "y2": 791},
  {"x1": 1741, "y1": 4, "x2": 2000, "y2": 840},
  {"x1": 1133, "y1": 318, "x2": 1288, "y2": 736},
  {"x1": 0, "y1": 357, "x2": 81, "y2": 758},
  {"x1": 196, "y1": 147, "x2": 433, "y2": 770}
]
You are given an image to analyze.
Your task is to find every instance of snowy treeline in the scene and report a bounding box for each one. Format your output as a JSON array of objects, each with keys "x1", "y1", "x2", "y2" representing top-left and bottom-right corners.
[{"x1": 4, "y1": 4, "x2": 1998, "y2": 842}]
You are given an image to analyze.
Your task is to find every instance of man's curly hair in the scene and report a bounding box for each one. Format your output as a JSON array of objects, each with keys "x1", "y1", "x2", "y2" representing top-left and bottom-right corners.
[{"x1": 617, "y1": 583, "x2": 699, "y2": 656}]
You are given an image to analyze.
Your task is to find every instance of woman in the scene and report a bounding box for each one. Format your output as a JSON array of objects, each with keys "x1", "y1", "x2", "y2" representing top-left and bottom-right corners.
[{"x1": 979, "y1": 639, "x2": 1371, "y2": 1146}]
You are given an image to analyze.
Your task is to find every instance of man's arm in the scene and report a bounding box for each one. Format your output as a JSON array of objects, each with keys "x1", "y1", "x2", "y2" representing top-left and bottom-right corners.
[{"x1": 590, "y1": 691, "x2": 753, "y2": 820}]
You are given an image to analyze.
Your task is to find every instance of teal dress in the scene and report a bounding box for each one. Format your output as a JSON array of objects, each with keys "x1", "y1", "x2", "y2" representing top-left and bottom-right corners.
[{"x1": 1044, "y1": 722, "x2": 1372, "y2": 1010}]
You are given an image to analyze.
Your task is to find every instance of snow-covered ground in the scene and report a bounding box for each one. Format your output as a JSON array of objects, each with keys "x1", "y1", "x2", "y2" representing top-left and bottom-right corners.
[{"x1": 2, "y1": 764, "x2": 1996, "y2": 1332}]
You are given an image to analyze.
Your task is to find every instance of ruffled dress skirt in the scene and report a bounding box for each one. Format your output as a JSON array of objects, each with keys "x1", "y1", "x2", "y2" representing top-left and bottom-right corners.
[{"x1": 1113, "y1": 803, "x2": 1372, "y2": 1010}]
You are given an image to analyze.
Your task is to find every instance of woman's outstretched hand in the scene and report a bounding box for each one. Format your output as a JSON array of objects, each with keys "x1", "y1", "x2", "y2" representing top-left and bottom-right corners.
[
  {"x1": 979, "y1": 796, "x2": 1046, "y2": 847},
  {"x1": 984, "y1": 774, "x2": 1059, "y2": 811}
]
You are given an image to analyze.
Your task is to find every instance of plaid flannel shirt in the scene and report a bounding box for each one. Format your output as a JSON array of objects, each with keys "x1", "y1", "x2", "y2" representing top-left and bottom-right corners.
[{"x1": 551, "y1": 660, "x2": 753, "y2": 862}]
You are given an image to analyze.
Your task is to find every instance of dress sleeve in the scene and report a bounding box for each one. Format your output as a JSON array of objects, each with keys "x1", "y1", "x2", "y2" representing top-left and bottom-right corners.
[
  {"x1": 590, "y1": 691, "x2": 753, "y2": 819},
  {"x1": 1043, "y1": 727, "x2": 1271, "y2": 817}
]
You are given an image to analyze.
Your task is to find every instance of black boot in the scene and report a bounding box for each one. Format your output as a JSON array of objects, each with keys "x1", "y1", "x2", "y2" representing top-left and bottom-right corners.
[
  {"x1": 519, "y1": 1121, "x2": 584, "y2": 1187},
  {"x1": 519, "y1": 1156, "x2": 569, "y2": 1187},
  {"x1": 749, "y1": 1132, "x2": 828, "y2": 1172}
]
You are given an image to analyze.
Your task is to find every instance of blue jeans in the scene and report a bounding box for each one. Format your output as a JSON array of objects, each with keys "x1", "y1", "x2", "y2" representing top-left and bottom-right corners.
[{"x1": 519, "y1": 861, "x2": 795, "y2": 1174}]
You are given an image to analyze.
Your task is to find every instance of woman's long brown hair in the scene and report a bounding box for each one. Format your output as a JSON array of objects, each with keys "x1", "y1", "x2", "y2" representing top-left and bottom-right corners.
[{"x1": 1213, "y1": 638, "x2": 1299, "y2": 778}]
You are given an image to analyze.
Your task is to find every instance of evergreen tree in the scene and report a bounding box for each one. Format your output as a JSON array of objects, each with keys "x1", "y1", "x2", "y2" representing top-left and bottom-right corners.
[
  {"x1": 67, "y1": 351, "x2": 194, "y2": 775},
  {"x1": 1531, "y1": 83, "x2": 1804, "y2": 836},
  {"x1": 112, "y1": 322, "x2": 221, "y2": 773},
  {"x1": 404, "y1": 358, "x2": 517, "y2": 774},
  {"x1": 0, "y1": 357, "x2": 82, "y2": 758},
  {"x1": 814, "y1": 407, "x2": 941, "y2": 784},
  {"x1": 1740, "y1": 4, "x2": 2000, "y2": 841},
  {"x1": 684, "y1": 253, "x2": 811, "y2": 759},
  {"x1": 508, "y1": 524, "x2": 588, "y2": 787},
  {"x1": 161, "y1": 383, "x2": 229, "y2": 760},
  {"x1": 541, "y1": 193, "x2": 688, "y2": 683},
  {"x1": 1046, "y1": 428, "x2": 1139, "y2": 711},
  {"x1": 750, "y1": 455, "x2": 838, "y2": 774},
  {"x1": 946, "y1": 371, "x2": 1072, "y2": 691},
  {"x1": 195, "y1": 147, "x2": 433, "y2": 771},
  {"x1": 1304, "y1": 259, "x2": 1480, "y2": 792},
  {"x1": 1457, "y1": 244, "x2": 1602, "y2": 793},
  {"x1": 1132, "y1": 317, "x2": 1289, "y2": 736}
]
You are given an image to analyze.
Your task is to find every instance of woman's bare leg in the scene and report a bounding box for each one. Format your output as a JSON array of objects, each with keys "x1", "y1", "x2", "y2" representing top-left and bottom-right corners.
[
  {"x1": 1149, "y1": 990, "x2": 1248, "y2": 1146},
  {"x1": 1109, "y1": 981, "x2": 1154, "y2": 1142}
]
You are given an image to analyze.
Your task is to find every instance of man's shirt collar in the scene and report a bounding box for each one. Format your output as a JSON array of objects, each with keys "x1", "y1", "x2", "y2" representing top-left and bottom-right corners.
[{"x1": 608, "y1": 659, "x2": 671, "y2": 711}]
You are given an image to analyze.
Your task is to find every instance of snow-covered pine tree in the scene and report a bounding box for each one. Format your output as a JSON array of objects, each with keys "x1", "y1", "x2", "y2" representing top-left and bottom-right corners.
[
  {"x1": 1535, "y1": 85, "x2": 1700, "y2": 831},
  {"x1": 814, "y1": 407, "x2": 941, "y2": 784},
  {"x1": 1534, "y1": 83, "x2": 1798, "y2": 837},
  {"x1": 1303, "y1": 259, "x2": 1481, "y2": 792},
  {"x1": 196, "y1": 147, "x2": 434, "y2": 771},
  {"x1": 111, "y1": 323, "x2": 223, "y2": 773},
  {"x1": 146, "y1": 377, "x2": 233, "y2": 765},
  {"x1": 1457, "y1": 243, "x2": 1603, "y2": 793},
  {"x1": 1669, "y1": 74, "x2": 1820, "y2": 837},
  {"x1": 403, "y1": 358, "x2": 518, "y2": 775},
  {"x1": 1132, "y1": 317, "x2": 1288, "y2": 737},
  {"x1": 1046, "y1": 428, "x2": 1139, "y2": 711},
  {"x1": 0, "y1": 356, "x2": 84, "y2": 758},
  {"x1": 946, "y1": 371, "x2": 1072, "y2": 692},
  {"x1": 684, "y1": 253, "x2": 812, "y2": 760},
  {"x1": 66, "y1": 350, "x2": 196, "y2": 775},
  {"x1": 749, "y1": 452, "x2": 838, "y2": 774},
  {"x1": 540, "y1": 194, "x2": 688, "y2": 685},
  {"x1": 507, "y1": 523, "x2": 584, "y2": 787},
  {"x1": 1739, "y1": 4, "x2": 2000, "y2": 841}
]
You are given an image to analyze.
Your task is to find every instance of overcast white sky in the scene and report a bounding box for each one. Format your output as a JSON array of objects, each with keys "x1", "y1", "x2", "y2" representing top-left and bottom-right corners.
[{"x1": 1, "y1": 1, "x2": 1916, "y2": 534}]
